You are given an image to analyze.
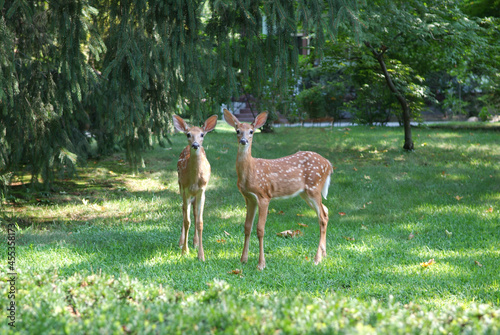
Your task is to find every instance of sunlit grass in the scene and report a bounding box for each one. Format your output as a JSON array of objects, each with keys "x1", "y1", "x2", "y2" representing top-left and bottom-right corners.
[{"x1": 1, "y1": 122, "x2": 499, "y2": 331}]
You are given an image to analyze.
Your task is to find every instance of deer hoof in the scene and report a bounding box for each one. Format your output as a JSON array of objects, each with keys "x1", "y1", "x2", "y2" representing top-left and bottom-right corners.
[{"x1": 314, "y1": 254, "x2": 324, "y2": 265}]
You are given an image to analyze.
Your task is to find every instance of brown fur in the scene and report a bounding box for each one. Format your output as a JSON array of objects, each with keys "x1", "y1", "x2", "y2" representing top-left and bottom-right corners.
[
  {"x1": 173, "y1": 114, "x2": 218, "y2": 261},
  {"x1": 224, "y1": 109, "x2": 333, "y2": 270}
]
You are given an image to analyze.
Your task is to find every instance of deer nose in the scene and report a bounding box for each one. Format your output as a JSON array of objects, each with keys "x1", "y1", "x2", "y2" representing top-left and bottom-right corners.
[
  {"x1": 239, "y1": 138, "x2": 248, "y2": 145},
  {"x1": 192, "y1": 142, "x2": 200, "y2": 150}
]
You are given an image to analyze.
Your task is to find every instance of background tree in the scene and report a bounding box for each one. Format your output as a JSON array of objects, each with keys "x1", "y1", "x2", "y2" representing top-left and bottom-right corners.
[
  {"x1": 461, "y1": 0, "x2": 500, "y2": 17},
  {"x1": 89, "y1": 0, "x2": 213, "y2": 171},
  {"x1": 357, "y1": 0, "x2": 493, "y2": 150},
  {"x1": 2, "y1": 0, "x2": 497, "y2": 193},
  {"x1": 295, "y1": 0, "x2": 498, "y2": 151},
  {"x1": 1, "y1": 0, "x2": 360, "y2": 192},
  {"x1": 0, "y1": 1, "x2": 105, "y2": 191},
  {"x1": 298, "y1": 0, "x2": 494, "y2": 150},
  {"x1": 460, "y1": 0, "x2": 500, "y2": 119}
]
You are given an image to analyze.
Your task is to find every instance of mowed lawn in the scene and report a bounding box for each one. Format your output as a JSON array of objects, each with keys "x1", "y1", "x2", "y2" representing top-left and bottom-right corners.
[{"x1": 1, "y1": 122, "x2": 499, "y2": 333}]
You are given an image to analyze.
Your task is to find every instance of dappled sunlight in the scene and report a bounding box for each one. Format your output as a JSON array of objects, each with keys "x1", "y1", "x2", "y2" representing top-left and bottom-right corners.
[
  {"x1": 21, "y1": 247, "x2": 84, "y2": 269},
  {"x1": 124, "y1": 172, "x2": 172, "y2": 192},
  {"x1": 465, "y1": 142, "x2": 500, "y2": 154},
  {"x1": 213, "y1": 121, "x2": 239, "y2": 134},
  {"x1": 10, "y1": 192, "x2": 181, "y2": 228},
  {"x1": 428, "y1": 132, "x2": 466, "y2": 140},
  {"x1": 6, "y1": 125, "x2": 500, "y2": 312},
  {"x1": 211, "y1": 205, "x2": 247, "y2": 220},
  {"x1": 431, "y1": 141, "x2": 500, "y2": 158},
  {"x1": 142, "y1": 250, "x2": 185, "y2": 266},
  {"x1": 412, "y1": 203, "x2": 500, "y2": 224},
  {"x1": 372, "y1": 261, "x2": 461, "y2": 279}
]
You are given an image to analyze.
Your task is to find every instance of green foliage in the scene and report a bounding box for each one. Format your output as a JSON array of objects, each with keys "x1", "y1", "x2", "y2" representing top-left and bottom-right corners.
[
  {"x1": 473, "y1": 17, "x2": 500, "y2": 113},
  {"x1": 478, "y1": 107, "x2": 492, "y2": 121},
  {"x1": 2, "y1": 0, "x2": 499, "y2": 188},
  {"x1": 2, "y1": 272, "x2": 499, "y2": 333},
  {"x1": 296, "y1": 85, "x2": 328, "y2": 119},
  {"x1": 206, "y1": 0, "x2": 358, "y2": 129},
  {"x1": 461, "y1": 0, "x2": 500, "y2": 18},
  {"x1": 297, "y1": 52, "x2": 348, "y2": 121},
  {"x1": 0, "y1": 14, "x2": 16, "y2": 196},
  {"x1": 442, "y1": 89, "x2": 470, "y2": 116},
  {"x1": 0, "y1": 0, "x2": 361, "y2": 190},
  {"x1": 415, "y1": 4, "x2": 500, "y2": 117},
  {"x1": 349, "y1": 84, "x2": 396, "y2": 125},
  {"x1": 89, "y1": 0, "x2": 211, "y2": 171},
  {"x1": 0, "y1": 1, "x2": 105, "y2": 193},
  {"x1": 316, "y1": 0, "x2": 498, "y2": 149},
  {"x1": 259, "y1": 76, "x2": 300, "y2": 126},
  {"x1": 2, "y1": 124, "x2": 500, "y2": 332}
]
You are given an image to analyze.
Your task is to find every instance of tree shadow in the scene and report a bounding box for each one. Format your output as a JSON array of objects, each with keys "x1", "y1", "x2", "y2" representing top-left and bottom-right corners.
[{"x1": 5, "y1": 127, "x2": 500, "y2": 307}]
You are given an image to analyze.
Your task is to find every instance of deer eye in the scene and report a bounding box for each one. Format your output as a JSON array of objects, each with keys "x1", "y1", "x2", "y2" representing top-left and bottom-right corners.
[
  {"x1": 249, "y1": 130, "x2": 254, "y2": 135},
  {"x1": 200, "y1": 133, "x2": 204, "y2": 138},
  {"x1": 236, "y1": 129, "x2": 240, "y2": 134},
  {"x1": 186, "y1": 133, "x2": 191, "y2": 138}
]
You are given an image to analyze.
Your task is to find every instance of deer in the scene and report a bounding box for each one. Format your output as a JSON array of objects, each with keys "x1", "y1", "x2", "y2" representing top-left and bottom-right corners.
[
  {"x1": 172, "y1": 114, "x2": 218, "y2": 261},
  {"x1": 223, "y1": 109, "x2": 333, "y2": 270}
]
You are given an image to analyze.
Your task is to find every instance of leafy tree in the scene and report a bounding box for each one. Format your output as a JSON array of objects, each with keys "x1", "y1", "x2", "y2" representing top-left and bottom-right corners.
[
  {"x1": 205, "y1": 1, "x2": 359, "y2": 131},
  {"x1": 1, "y1": 0, "x2": 362, "y2": 192},
  {"x1": 461, "y1": 0, "x2": 500, "y2": 18},
  {"x1": 296, "y1": 0, "x2": 496, "y2": 149},
  {"x1": 297, "y1": 46, "x2": 351, "y2": 122},
  {"x1": 0, "y1": 1, "x2": 105, "y2": 191},
  {"x1": 457, "y1": 3, "x2": 500, "y2": 117},
  {"x1": 89, "y1": 0, "x2": 213, "y2": 171},
  {"x1": 354, "y1": 0, "x2": 491, "y2": 150}
]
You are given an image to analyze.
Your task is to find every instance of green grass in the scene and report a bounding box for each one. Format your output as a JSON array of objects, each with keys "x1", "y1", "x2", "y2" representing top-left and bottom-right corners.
[
  {"x1": 1, "y1": 123, "x2": 500, "y2": 333},
  {"x1": 426, "y1": 121, "x2": 500, "y2": 131}
]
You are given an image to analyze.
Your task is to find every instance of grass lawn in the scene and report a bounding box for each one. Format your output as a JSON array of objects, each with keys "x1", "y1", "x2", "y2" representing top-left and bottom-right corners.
[
  {"x1": 426, "y1": 121, "x2": 500, "y2": 131},
  {"x1": 1, "y1": 122, "x2": 499, "y2": 333}
]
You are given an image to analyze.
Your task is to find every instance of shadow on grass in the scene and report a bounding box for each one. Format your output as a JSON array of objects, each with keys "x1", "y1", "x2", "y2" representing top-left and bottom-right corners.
[
  {"x1": 4, "y1": 126, "x2": 500, "y2": 307},
  {"x1": 14, "y1": 195, "x2": 499, "y2": 306}
]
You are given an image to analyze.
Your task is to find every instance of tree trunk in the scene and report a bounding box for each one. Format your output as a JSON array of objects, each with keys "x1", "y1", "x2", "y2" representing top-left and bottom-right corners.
[{"x1": 365, "y1": 42, "x2": 414, "y2": 151}]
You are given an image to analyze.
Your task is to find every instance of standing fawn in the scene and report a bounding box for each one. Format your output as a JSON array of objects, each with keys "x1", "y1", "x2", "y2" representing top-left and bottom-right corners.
[
  {"x1": 173, "y1": 114, "x2": 218, "y2": 261},
  {"x1": 223, "y1": 109, "x2": 333, "y2": 270}
]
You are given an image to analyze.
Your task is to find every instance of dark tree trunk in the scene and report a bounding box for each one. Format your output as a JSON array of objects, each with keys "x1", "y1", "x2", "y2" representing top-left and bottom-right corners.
[{"x1": 365, "y1": 42, "x2": 414, "y2": 151}]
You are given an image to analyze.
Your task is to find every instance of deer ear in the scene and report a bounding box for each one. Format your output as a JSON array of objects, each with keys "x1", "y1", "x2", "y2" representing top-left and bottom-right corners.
[
  {"x1": 223, "y1": 109, "x2": 240, "y2": 128},
  {"x1": 203, "y1": 115, "x2": 218, "y2": 133},
  {"x1": 173, "y1": 114, "x2": 189, "y2": 133},
  {"x1": 252, "y1": 112, "x2": 268, "y2": 129}
]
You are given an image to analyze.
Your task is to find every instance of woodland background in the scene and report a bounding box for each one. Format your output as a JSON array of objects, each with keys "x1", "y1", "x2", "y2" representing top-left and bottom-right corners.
[{"x1": 1, "y1": 0, "x2": 499, "y2": 192}]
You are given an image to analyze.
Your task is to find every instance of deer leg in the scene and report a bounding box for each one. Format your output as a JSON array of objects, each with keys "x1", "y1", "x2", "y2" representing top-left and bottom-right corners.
[
  {"x1": 314, "y1": 198, "x2": 329, "y2": 264},
  {"x1": 241, "y1": 195, "x2": 257, "y2": 264},
  {"x1": 256, "y1": 198, "x2": 270, "y2": 271},
  {"x1": 179, "y1": 188, "x2": 186, "y2": 247},
  {"x1": 195, "y1": 190, "x2": 206, "y2": 261},
  {"x1": 302, "y1": 193, "x2": 329, "y2": 264},
  {"x1": 179, "y1": 215, "x2": 185, "y2": 247},
  {"x1": 192, "y1": 197, "x2": 199, "y2": 248},
  {"x1": 181, "y1": 193, "x2": 192, "y2": 255}
]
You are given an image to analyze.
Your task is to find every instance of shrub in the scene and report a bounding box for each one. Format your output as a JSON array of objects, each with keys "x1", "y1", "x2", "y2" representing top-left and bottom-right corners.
[
  {"x1": 348, "y1": 83, "x2": 397, "y2": 125},
  {"x1": 296, "y1": 85, "x2": 328, "y2": 119},
  {"x1": 5, "y1": 272, "x2": 499, "y2": 334},
  {"x1": 296, "y1": 83, "x2": 345, "y2": 120},
  {"x1": 479, "y1": 106, "x2": 492, "y2": 121}
]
